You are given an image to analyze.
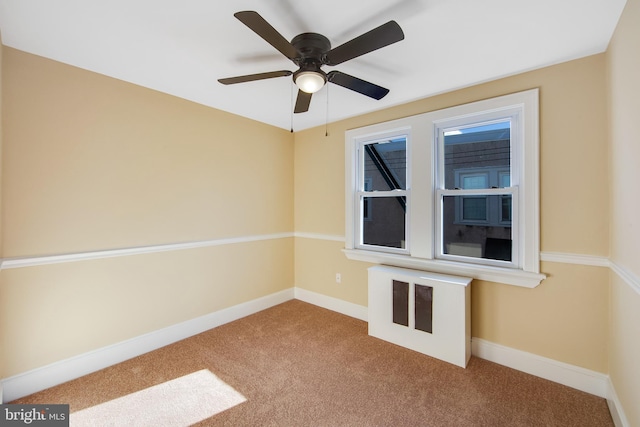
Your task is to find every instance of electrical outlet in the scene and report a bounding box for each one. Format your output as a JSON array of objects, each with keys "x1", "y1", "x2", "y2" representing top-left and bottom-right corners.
[{"x1": 335, "y1": 273, "x2": 342, "y2": 284}]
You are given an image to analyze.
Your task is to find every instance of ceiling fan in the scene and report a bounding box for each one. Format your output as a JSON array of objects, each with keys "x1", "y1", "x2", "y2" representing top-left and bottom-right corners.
[{"x1": 218, "y1": 11, "x2": 405, "y2": 113}]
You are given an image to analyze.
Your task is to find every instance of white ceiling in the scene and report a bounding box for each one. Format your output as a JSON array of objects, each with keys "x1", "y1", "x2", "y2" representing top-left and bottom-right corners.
[{"x1": 0, "y1": 0, "x2": 627, "y2": 131}]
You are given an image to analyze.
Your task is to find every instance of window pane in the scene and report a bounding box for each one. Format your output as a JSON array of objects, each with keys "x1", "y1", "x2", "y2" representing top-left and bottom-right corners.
[
  {"x1": 499, "y1": 172, "x2": 511, "y2": 188},
  {"x1": 462, "y1": 174, "x2": 487, "y2": 189},
  {"x1": 362, "y1": 197, "x2": 406, "y2": 248},
  {"x1": 462, "y1": 197, "x2": 487, "y2": 221},
  {"x1": 443, "y1": 195, "x2": 512, "y2": 261},
  {"x1": 501, "y1": 195, "x2": 512, "y2": 222},
  {"x1": 364, "y1": 138, "x2": 407, "y2": 191},
  {"x1": 444, "y1": 122, "x2": 510, "y2": 190}
]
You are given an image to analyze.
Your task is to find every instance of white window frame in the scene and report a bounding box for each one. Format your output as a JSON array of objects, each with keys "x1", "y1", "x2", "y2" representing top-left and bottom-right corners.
[{"x1": 344, "y1": 89, "x2": 545, "y2": 288}]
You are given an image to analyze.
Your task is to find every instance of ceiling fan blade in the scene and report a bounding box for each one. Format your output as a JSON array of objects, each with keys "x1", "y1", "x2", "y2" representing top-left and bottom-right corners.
[
  {"x1": 294, "y1": 90, "x2": 312, "y2": 113},
  {"x1": 234, "y1": 11, "x2": 300, "y2": 61},
  {"x1": 327, "y1": 71, "x2": 389, "y2": 100},
  {"x1": 325, "y1": 21, "x2": 404, "y2": 66},
  {"x1": 218, "y1": 70, "x2": 292, "y2": 85}
]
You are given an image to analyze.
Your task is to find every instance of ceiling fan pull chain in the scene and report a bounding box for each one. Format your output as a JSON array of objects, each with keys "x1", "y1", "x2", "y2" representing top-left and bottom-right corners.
[
  {"x1": 290, "y1": 80, "x2": 294, "y2": 133},
  {"x1": 325, "y1": 84, "x2": 330, "y2": 137}
]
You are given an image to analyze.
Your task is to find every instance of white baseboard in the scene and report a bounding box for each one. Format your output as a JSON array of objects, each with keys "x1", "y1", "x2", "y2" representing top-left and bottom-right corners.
[
  {"x1": 0, "y1": 288, "x2": 295, "y2": 403},
  {"x1": 471, "y1": 338, "x2": 608, "y2": 397},
  {"x1": 2, "y1": 288, "x2": 629, "y2": 427},
  {"x1": 606, "y1": 377, "x2": 630, "y2": 427},
  {"x1": 294, "y1": 288, "x2": 368, "y2": 321},
  {"x1": 472, "y1": 338, "x2": 633, "y2": 425}
]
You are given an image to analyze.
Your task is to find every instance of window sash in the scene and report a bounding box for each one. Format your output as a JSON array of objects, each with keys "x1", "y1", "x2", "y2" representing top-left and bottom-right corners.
[
  {"x1": 435, "y1": 187, "x2": 519, "y2": 268},
  {"x1": 356, "y1": 191, "x2": 410, "y2": 254},
  {"x1": 355, "y1": 135, "x2": 410, "y2": 254}
]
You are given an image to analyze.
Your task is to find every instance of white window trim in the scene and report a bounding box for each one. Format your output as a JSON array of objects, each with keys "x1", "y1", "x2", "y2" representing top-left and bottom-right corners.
[{"x1": 344, "y1": 89, "x2": 545, "y2": 288}]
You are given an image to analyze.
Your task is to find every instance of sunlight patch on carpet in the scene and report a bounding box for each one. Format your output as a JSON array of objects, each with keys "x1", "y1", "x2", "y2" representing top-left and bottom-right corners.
[{"x1": 69, "y1": 369, "x2": 246, "y2": 426}]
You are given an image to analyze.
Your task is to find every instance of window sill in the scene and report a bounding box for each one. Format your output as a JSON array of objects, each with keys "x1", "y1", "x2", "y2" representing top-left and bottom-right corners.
[{"x1": 343, "y1": 248, "x2": 546, "y2": 288}]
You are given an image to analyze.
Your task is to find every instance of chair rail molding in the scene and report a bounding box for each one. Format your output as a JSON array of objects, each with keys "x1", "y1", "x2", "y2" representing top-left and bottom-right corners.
[{"x1": 0, "y1": 233, "x2": 294, "y2": 270}]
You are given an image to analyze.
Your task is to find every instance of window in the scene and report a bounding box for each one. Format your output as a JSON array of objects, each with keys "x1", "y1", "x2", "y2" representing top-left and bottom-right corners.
[
  {"x1": 357, "y1": 136, "x2": 408, "y2": 251},
  {"x1": 344, "y1": 89, "x2": 545, "y2": 287},
  {"x1": 437, "y1": 120, "x2": 516, "y2": 266}
]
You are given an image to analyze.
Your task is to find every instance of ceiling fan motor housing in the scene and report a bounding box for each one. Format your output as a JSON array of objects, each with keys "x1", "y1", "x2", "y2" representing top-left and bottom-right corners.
[
  {"x1": 291, "y1": 33, "x2": 331, "y2": 64},
  {"x1": 291, "y1": 33, "x2": 331, "y2": 87}
]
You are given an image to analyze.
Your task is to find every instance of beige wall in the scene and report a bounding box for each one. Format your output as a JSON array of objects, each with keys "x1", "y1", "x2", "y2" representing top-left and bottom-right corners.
[
  {"x1": 2, "y1": 49, "x2": 294, "y2": 257},
  {"x1": 606, "y1": 0, "x2": 640, "y2": 424},
  {"x1": 0, "y1": 48, "x2": 295, "y2": 377},
  {"x1": 295, "y1": 54, "x2": 610, "y2": 373}
]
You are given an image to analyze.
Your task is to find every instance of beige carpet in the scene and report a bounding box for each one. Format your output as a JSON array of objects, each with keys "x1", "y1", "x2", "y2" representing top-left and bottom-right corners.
[
  {"x1": 13, "y1": 300, "x2": 613, "y2": 426},
  {"x1": 69, "y1": 370, "x2": 246, "y2": 426}
]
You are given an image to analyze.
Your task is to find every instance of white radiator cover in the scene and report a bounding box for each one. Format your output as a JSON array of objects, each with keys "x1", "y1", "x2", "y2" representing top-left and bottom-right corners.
[{"x1": 368, "y1": 265, "x2": 472, "y2": 368}]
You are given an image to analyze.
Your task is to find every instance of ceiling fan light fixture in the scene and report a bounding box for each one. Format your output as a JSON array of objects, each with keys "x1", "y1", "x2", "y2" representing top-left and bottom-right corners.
[{"x1": 294, "y1": 70, "x2": 326, "y2": 93}]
